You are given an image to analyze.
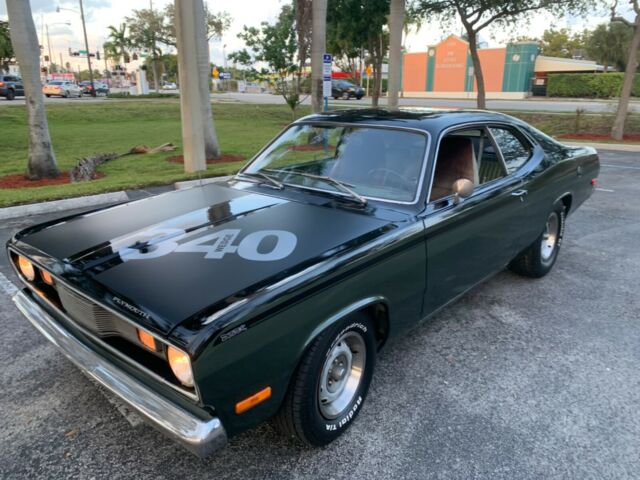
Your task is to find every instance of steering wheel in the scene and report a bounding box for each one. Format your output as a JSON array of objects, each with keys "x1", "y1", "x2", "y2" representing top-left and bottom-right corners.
[{"x1": 367, "y1": 168, "x2": 411, "y2": 188}]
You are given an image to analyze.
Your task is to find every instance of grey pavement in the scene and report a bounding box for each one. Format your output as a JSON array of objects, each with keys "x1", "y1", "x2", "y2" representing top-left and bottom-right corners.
[
  {"x1": 0, "y1": 150, "x2": 639, "y2": 479},
  {"x1": 2, "y1": 91, "x2": 639, "y2": 113}
]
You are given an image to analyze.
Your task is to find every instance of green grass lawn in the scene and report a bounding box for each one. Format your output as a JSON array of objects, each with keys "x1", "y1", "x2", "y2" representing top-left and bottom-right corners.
[
  {"x1": 0, "y1": 100, "x2": 305, "y2": 207},
  {"x1": 1, "y1": 100, "x2": 638, "y2": 208}
]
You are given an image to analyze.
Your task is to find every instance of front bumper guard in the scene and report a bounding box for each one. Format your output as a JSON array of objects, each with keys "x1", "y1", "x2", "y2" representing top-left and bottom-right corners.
[{"x1": 13, "y1": 290, "x2": 227, "y2": 458}]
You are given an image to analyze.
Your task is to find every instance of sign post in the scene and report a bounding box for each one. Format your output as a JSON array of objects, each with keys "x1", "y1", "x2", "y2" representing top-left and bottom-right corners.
[
  {"x1": 322, "y1": 53, "x2": 332, "y2": 112},
  {"x1": 365, "y1": 65, "x2": 373, "y2": 97}
]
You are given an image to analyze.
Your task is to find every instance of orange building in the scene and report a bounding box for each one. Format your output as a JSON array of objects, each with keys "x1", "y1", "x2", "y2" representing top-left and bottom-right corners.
[{"x1": 402, "y1": 35, "x2": 539, "y2": 99}]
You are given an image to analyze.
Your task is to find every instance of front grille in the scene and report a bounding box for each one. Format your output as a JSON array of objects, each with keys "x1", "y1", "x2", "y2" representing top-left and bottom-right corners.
[{"x1": 57, "y1": 285, "x2": 121, "y2": 337}]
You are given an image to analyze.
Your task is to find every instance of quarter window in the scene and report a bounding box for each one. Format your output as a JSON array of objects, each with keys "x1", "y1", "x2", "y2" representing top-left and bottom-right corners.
[{"x1": 490, "y1": 127, "x2": 531, "y2": 174}]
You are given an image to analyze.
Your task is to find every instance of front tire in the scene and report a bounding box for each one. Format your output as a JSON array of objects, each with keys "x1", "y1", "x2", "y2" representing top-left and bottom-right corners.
[
  {"x1": 341, "y1": 92, "x2": 349, "y2": 100},
  {"x1": 6, "y1": 89, "x2": 15, "y2": 100},
  {"x1": 510, "y1": 203, "x2": 566, "y2": 278},
  {"x1": 274, "y1": 312, "x2": 376, "y2": 446}
]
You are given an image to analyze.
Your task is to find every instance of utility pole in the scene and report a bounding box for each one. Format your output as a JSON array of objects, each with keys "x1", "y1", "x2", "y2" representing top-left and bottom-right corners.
[
  {"x1": 46, "y1": 24, "x2": 53, "y2": 68},
  {"x1": 78, "y1": 0, "x2": 96, "y2": 96},
  {"x1": 175, "y1": 0, "x2": 206, "y2": 172}
]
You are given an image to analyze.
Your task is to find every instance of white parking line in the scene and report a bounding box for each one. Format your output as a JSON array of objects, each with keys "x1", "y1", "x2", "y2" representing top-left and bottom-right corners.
[
  {"x1": 596, "y1": 188, "x2": 615, "y2": 192},
  {"x1": 0, "y1": 271, "x2": 18, "y2": 297}
]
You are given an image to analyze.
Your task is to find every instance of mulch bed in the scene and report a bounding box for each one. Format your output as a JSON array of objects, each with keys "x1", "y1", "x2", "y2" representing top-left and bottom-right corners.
[
  {"x1": 558, "y1": 133, "x2": 640, "y2": 142},
  {"x1": 0, "y1": 172, "x2": 105, "y2": 189},
  {"x1": 166, "y1": 154, "x2": 245, "y2": 165}
]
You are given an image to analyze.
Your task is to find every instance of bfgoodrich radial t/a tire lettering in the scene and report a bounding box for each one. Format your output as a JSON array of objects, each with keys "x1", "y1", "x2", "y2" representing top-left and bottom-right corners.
[{"x1": 274, "y1": 312, "x2": 376, "y2": 446}]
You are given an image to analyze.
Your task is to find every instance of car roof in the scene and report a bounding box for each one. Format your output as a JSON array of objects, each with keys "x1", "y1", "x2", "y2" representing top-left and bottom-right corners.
[{"x1": 295, "y1": 108, "x2": 518, "y2": 135}]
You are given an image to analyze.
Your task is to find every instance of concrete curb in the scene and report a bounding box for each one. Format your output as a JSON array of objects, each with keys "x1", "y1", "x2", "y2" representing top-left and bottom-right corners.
[
  {"x1": 0, "y1": 191, "x2": 129, "y2": 221},
  {"x1": 564, "y1": 142, "x2": 640, "y2": 153}
]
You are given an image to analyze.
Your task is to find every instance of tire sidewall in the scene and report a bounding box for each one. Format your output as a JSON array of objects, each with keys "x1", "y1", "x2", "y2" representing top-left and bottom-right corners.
[
  {"x1": 538, "y1": 203, "x2": 566, "y2": 271},
  {"x1": 301, "y1": 315, "x2": 376, "y2": 444}
]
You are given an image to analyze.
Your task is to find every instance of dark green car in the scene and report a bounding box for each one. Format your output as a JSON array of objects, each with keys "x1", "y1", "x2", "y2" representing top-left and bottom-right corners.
[{"x1": 7, "y1": 109, "x2": 599, "y2": 456}]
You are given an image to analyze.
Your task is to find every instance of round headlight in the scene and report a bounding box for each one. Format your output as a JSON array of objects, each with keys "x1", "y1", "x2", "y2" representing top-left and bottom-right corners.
[
  {"x1": 18, "y1": 256, "x2": 36, "y2": 281},
  {"x1": 167, "y1": 346, "x2": 194, "y2": 388}
]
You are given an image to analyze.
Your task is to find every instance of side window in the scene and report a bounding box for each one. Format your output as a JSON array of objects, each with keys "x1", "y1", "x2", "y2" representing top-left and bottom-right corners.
[{"x1": 490, "y1": 127, "x2": 531, "y2": 174}]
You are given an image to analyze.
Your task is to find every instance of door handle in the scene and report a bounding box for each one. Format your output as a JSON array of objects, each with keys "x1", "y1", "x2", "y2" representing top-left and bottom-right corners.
[{"x1": 511, "y1": 189, "x2": 528, "y2": 201}]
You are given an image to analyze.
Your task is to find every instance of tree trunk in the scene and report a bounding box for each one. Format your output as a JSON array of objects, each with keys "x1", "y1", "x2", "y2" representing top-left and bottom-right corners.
[
  {"x1": 371, "y1": 34, "x2": 384, "y2": 107},
  {"x1": 467, "y1": 30, "x2": 487, "y2": 110},
  {"x1": 175, "y1": 0, "x2": 206, "y2": 173},
  {"x1": 612, "y1": 23, "x2": 640, "y2": 141},
  {"x1": 387, "y1": 0, "x2": 405, "y2": 110},
  {"x1": 6, "y1": 0, "x2": 59, "y2": 180},
  {"x1": 311, "y1": 0, "x2": 328, "y2": 113},
  {"x1": 194, "y1": 0, "x2": 220, "y2": 159},
  {"x1": 152, "y1": 57, "x2": 161, "y2": 91}
]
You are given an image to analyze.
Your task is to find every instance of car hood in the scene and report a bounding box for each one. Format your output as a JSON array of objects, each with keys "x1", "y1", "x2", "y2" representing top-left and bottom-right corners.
[{"x1": 14, "y1": 183, "x2": 393, "y2": 335}]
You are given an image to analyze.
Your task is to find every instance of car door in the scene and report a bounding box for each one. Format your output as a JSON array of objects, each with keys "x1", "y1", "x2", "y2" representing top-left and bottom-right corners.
[
  {"x1": 14, "y1": 77, "x2": 24, "y2": 96},
  {"x1": 421, "y1": 123, "x2": 539, "y2": 314}
]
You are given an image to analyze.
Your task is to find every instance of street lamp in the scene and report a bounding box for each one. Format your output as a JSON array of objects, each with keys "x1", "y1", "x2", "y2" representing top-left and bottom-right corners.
[
  {"x1": 57, "y1": 1, "x2": 96, "y2": 96},
  {"x1": 46, "y1": 22, "x2": 71, "y2": 72}
]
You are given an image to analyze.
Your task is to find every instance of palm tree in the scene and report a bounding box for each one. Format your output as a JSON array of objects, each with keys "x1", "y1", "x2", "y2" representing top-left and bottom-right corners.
[
  {"x1": 194, "y1": 0, "x2": 220, "y2": 159},
  {"x1": 387, "y1": 0, "x2": 405, "y2": 110},
  {"x1": 311, "y1": 0, "x2": 328, "y2": 113},
  {"x1": 6, "y1": 0, "x2": 59, "y2": 179},
  {"x1": 106, "y1": 23, "x2": 131, "y2": 64}
]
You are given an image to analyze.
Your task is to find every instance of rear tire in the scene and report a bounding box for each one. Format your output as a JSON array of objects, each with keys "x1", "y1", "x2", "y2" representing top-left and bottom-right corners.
[
  {"x1": 274, "y1": 312, "x2": 376, "y2": 446},
  {"x1": 45, "y1": 94, "x2": 51, "y2": 98},
  {"x1": 6, "y1": 89, "x2": 15, "y2": 100},
  {"x1": 509, "y1": 203, "x2": 566, "y2": 278}
]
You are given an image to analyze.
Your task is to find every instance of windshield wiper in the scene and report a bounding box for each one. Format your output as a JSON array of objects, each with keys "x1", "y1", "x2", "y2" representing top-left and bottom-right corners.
[
  {"x1": 236, "y1": 171, "x2": 284, "y2": 190},
  {"x1": 264, "y1": 169, "x2": 367, "y2": 206}
]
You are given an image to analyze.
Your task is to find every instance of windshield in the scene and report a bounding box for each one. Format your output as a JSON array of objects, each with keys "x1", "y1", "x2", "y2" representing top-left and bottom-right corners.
[
  {"x1": 49, "y1": 81, "x2": 63, "y2": 85},
  {"x1": 243, "y1": 124, "x2": 428, "y2": 203}
]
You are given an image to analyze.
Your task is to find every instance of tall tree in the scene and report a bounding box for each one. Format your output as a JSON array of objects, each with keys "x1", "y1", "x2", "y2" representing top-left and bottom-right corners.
[
  {"x1": 327, "y1": 0, "x2": 390, "y2": 106},
  {"x1": 125, "y1": 8, "x2": 164, "y2": 91},
  {"x1": 105, "y1": 23, "x2": 131, "y2": 64},
  {"x1": 412, "y1": 0, "x2": 592, "y2": 109},
  {"x1": 611, "y1": 0, "x2": 640, "y2": 140},
  {"x1": 161, "y1": 4, "x2": 231, "y2": 45},
  {"x1": 311, "y1": 0, "x2": 328, "y2": 112},
  {"x1": 0, "y1": 21, "x2": 14, "y2": 73},
  {"x1": 6, "y1": 0, "x2": 59, "y2": 180},
  {"x1": 387, "y1": 0, "x2": 406, "y2": 109},
  {"x1": 586, "y1": 22, "x2": 632, "y2": 72},
  {"x1": 175, "y1": 0, "x2": 206, "y2": 172},
  {"x1": 538, "y1": 28, "x2": 587, "y2": 58},
  {"x1": 194, "y1": 0, "x2": 220, "y2": 159},
  {"x1": 239, "y1": 4, "x2": 304, "y2": 120}
]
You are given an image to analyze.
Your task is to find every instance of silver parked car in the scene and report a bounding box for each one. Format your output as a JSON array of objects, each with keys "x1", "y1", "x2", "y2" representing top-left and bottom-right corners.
[{"x1": 43, "y1": 81, "x2": 82, "y2": 98}]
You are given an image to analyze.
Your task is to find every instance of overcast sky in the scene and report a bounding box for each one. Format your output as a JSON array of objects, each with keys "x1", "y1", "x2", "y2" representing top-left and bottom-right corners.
[{"x1": 0, "y1": 0, "x2": 624, "y2": 72}]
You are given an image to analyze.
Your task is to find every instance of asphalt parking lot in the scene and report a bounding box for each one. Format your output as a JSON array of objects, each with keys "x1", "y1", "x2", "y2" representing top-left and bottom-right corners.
[{"x1": 0, "y1": 149, "x2": 638, "y2": 479}]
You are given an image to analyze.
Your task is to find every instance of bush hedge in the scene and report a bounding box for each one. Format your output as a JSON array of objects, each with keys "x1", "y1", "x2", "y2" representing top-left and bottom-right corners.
[{"x1": 547, "y1": 72, "x2": 640, "y2": 98}]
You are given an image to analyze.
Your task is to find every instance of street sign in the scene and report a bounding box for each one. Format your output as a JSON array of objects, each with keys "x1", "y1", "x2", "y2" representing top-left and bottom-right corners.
[
  {"x1": 366, "y1": 65, "x2": 373, "y2": 78},
  {"x1": 212, "y1": 67, "x2": 219, "y2": 79},
  {"x1": 220, "y1": 72, "x2": 231, "y2": 80},
  {"x1": 322, "y1": 53, "x2": 332, "y2": 102}
]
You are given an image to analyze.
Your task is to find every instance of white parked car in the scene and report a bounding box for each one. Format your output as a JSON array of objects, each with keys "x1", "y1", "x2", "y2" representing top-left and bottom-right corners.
[{"x1": 43, "y1": 81, "x2": 82, "y2": 98}]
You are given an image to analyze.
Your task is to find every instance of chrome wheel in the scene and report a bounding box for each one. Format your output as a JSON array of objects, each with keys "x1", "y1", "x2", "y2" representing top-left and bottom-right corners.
[
  {"x1": 318, "y1": 331, "x2": 366, "y2": 419},
  {"x1": 541, "y1": 211, "x2": 559, "y2": 261}
]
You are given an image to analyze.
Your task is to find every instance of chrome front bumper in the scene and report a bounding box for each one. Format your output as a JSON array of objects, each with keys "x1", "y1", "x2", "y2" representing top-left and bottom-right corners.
[{"x1": 13, "y1": 290, "x2": 227, "y2": 458}]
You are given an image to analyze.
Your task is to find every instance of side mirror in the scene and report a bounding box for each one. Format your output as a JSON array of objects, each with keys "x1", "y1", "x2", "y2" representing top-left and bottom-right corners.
[{"x1": 452, "y1": 178, "x2": 474, "y2": 205}]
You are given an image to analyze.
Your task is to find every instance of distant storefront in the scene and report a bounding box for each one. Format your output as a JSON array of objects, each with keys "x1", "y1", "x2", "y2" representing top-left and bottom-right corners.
[{"x1": 402, "y1": 35, "x2": 605, "y2": 99}]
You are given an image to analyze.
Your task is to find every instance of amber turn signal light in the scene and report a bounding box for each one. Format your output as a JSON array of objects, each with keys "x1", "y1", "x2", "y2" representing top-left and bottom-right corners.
[
  {"x1": 137, "y1": 329, "x2": 157, "y2": 351},
  {"x1": 41, "y1": 270, "x2": 55, "y2": 286},
  {"x1": 235, "y1": 386, "x2": 272, "y2": 414},
  {"x1": 18, "y1": 256, "x2": 36, "y2": 281}
]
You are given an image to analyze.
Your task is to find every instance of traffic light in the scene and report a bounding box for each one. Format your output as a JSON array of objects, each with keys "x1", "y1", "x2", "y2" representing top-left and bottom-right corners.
[
  {"x1": 41, "y1": 67, "x2": 48, "y2": 73},
  {"x1": 44, "y1": 55, "x2": 50, "y2": 62}
]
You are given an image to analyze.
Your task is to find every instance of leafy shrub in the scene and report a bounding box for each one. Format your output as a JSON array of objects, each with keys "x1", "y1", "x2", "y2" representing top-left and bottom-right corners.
[{"x1": 547, "y1": 72, "x2": 640, "y2": 98}]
